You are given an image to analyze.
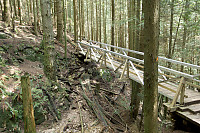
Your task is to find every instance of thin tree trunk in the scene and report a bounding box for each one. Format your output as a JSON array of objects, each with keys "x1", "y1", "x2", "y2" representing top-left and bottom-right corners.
[
  {"x1": 30, "y1": 0, "x2": 32, "y2": 14},
  {"x1": 86, "y1": 0, "x2": 90, "y2": 40},
  {"x1": 17, "y1": 0, "x2": 22, "y2": 24},
  {"x1": 99, "y1": 0, "x2": 101, "y2": 42},
  {"x1": 143, "y1": 0, "x2": 159, "y2": 132},
  {"x1": 81, "y1": 0, "x2": 84, "y2": 39},
  {"x1": 181, "y1": 0, "x2": 189, "y2": 72},
  {"x1": 13, "y1": 0, "x2": 17, "y2": 17},
  {"x1": 57, "y1": 0, "x2": 63, "y2": 42},
  {"x1": 167, "y1": 0, "x2": 174, "y2": 68},
  {"x1": 103, "y1": 0, "x2": 107, "y2": 43},
  {"x1": 111, "y1": 0, "x2": 115, "y2": 51},
  {"x1": 3, "y1": 0, "x2": 10, "y2": 25},
  {"x1": 73, "y1": 0, "x2": 77, "y2": 42},
  {"x1": 135, "y1": 0, "x2": 140, "y2": 52},
  {"x1": 171, "y1": 7, "x2": 183, "y2": 56},
  {"x1": 128, "y1": 0, "x2": 134, "y2": 56},
  {"x1": 90, "y1": 0, "x2": 94, "y2": 40},
  {"x1": 33, "y1": 0, "x2": 38, "y2": 36},
  {"x1": 63, "y1": 0, "x2": 67, "y2": 58},
  {"x1": 95, "y1": 0, "x2": 98, "y2": 42},
  {"x1": 36, "y1": 0, "x2": 40, "y2": 31}
]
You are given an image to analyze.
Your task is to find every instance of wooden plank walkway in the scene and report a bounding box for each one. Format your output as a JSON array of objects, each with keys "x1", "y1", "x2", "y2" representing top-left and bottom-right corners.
[{"x1": 77, "y1": 41, "x2": 200, "y2": 127}]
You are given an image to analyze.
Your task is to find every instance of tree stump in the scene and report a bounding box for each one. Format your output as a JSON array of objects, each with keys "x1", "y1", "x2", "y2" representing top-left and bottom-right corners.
[{"x1": 21, "y1": 73, "x2": 36, "y2": 133}]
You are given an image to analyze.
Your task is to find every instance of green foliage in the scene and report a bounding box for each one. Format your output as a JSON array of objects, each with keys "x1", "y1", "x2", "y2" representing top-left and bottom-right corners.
[
  {"x1": 0, "y1": 55, "x2": 6, "y2": 67},
  {"x1": 100, "y1": 68, "x2": 113, "y2": 82}
]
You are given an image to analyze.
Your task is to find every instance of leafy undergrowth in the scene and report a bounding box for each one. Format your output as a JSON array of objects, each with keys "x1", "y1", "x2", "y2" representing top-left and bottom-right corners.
[{"x1": 0, "y1": 21, "x2": 140, "y2": 133}]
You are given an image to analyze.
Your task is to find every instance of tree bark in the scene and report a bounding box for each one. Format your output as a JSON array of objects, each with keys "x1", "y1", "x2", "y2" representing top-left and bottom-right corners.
[
  {"x1": 17, "y1": 0, "x2": 22, "y2": 24},
  {"x1": 143, "y1": 0, "x2": 159, "y2": 132},
  {"x1": 111, "y1": 0, "x2": 115, "y2": 51},
  {"x1": 181, "y1": 0, "x2": 189, "y2": 72},
  {"x1": 33, "y1": 0, "x2": 38, "y2": 36},
  {"x1": 73, "y1": 0, "x2": 77, "y2": 42},
  {"x1": 128, "y1": 0, "x2": 134, "y2": 56},
  {"x1": 21, "y1": 73, "x2": 36, "y2": 133},
  {"x1": 57, "y1": 0, "x2": 63, "y2": 42},
  {"x1": 3, "y1": 0, "x2": 10, "y2": 25},
  {"x1": 167, "y1": 0, "x2": 174, "y2": 68},
  {"x1": 40, "y1": 0, "x2": 56, "y2": 81},
  {"x1": 63, "y1": 0, "x2": 67, "y2": 58},
  {"x1": 13, "y1": 0, "x2": 17, "y2": 17}
]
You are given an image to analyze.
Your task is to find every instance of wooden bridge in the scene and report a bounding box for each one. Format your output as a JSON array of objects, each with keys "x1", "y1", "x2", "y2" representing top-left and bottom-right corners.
[{"x1": 75, "y1": 40, "x2": 200, "y2": 127}]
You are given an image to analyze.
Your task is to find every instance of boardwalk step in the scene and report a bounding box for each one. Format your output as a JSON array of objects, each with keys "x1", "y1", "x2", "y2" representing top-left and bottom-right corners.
[{"x1": 179, "y1": 103, "x2": 200, "y2": 114}]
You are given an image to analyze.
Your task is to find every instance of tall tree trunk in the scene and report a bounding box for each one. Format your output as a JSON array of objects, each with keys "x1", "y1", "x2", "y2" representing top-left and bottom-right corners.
[
  {"x1": 13, "y1": 0, "x2": 17, "y2": 17},
  {"x1": 73, "y1": 0, "x2": 77, "y2": 42},
  {"x1": 27, "y1": 0, "x2": 30, "y2": 24},
  {"x1": 57, "y1": 0, "x2": 63, "y2": 42},
  {"x1": 181, "y1": 0, "x2": 189, "y2": 72},
  {"x1": 17, "y1": 0, "x2": 22, "y2": 24},
  {"x1": 54, "y1": 0, "x2": 57, "y2": 27},
  {"x1": 128, "y1": 0, "x2": 134, "y2": 56},
  {"x1": 172, "y1": 7, "x2": 183, "y2": 56},
  {"x1": 81, "y1": 0, "x2": 84, "y2": 39},
  {"x1": 36, "y1": 0, "x2": 40, "y2": 31},
  {"x1": 90, "y1": 0, "x2": 94, "y2": 40},
  {"x1": 103, "y1": 0, "x2": 107, "y2": 43},
  {"x1": 167, "y1": 0, "x2": 174, "y2": 68},
  {"x1": 63, "y1": 0, "x2": 67, "y2": 59},
  {"x1": 135, "y1": 0, "x2": 140, "y2": 51},
  {"x1": 0, "y1": 1, "x2": 2, "y2": 20},
  {"x1": 143, "y1": 0, "x2": 159, "y2": 132},
  {"x1": 33, "y1": 0, "x2": 38, "y2": 36},
  {"x1": 99, "y1": 0, "x2": 101, "y2": 42},
  {"x1": 86, "y1": 0, "x2": 90, "y2": 40},
  {"x1": 30, "y1": 0, "x2": 33, "y2": 14},
  {"x1": 40, "y1": 0, "x2": 56, "y2": 81},
  {"x1": 111, "y1": 0, "x2": 115, "y2": 51},
  {"x1": 3, "y1": 0, "x2": 10, "y2": 25},
  {"x1": 95, "y1": 0, "x2": 98, "y2": 41}
]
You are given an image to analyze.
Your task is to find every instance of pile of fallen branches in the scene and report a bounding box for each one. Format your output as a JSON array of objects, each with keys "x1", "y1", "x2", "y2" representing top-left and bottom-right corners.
[{"x1": 79, "y1": 74, "x2": 132, "y2": 132}]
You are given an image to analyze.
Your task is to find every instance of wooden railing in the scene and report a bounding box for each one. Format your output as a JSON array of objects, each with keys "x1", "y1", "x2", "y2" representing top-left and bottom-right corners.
[{"x1": 76, "y1": 40, "x2": 200, "y2": 110}]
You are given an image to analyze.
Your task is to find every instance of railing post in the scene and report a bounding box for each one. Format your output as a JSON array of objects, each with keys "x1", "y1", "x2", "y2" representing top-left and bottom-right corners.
[
  {"x1": 104, "y1": 51, "x2": 107, "y2": 66},
  {"x1": 170, "y1": 77, "x2": 185, "y2": 108},
  {"x1": 120, "y1": 59, "x2": 128, "y2": 79},
  {"x1": 127, "y1": 59, "x2": 129, "y2": 78},
  {"x1": 180, "y1": 83, "x2": 185, "y2": 105}
]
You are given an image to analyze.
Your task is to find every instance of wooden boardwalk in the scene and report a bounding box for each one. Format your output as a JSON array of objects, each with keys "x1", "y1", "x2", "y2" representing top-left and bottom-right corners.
[{"x1": 76, "y1": 40, "x2": 200, "y2": 127}]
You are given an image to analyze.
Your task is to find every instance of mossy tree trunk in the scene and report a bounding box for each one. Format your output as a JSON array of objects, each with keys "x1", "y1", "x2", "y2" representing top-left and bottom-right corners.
[
  {"x1": 21, "y1": 73, "x2": 36, "y2": 133},
  {"x1": 40, "y1": 0, "x2": 56, "y2": 82},
  {"x1": 143, "y1": 0, "x2": 159, "y2": 132}
]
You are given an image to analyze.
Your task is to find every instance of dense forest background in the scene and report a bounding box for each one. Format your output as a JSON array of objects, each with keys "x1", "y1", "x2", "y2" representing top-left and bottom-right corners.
[{"x1": 0, "y1": 0, "x2": 200, "y2": 133}]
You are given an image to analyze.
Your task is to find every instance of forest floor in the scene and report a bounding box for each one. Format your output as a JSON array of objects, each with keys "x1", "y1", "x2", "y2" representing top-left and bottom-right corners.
[{"x1": 0, "y1": 21, "x2": 189, "y2": 133}]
